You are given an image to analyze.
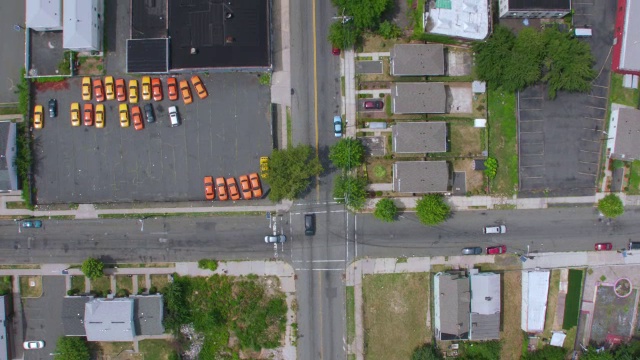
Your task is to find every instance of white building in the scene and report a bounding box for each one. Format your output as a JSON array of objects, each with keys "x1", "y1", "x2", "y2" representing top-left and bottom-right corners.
[
  {"x1": 63, "y1": 0, "x2": 103, "y2": 52},
  {"x1": 26, "y1": 0, "x2": 63, "y2": 31},
  {"x1": 521, "y1": 270, "x2": 550, "y2": 333}
]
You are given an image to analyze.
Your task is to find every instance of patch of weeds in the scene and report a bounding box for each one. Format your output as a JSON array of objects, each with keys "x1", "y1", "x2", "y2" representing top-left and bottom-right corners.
[{"x1": 600, "y1": 275, "x2": 606, "y2": 282}]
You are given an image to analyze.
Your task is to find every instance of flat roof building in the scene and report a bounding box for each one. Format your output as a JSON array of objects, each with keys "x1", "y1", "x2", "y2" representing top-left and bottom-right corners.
[
  {"x1": 608, "y1": 108, "x2": 640, "y2": 161},
  {"x1": 390, "y1": 44, "x2": 445, "y2": 76},
  {"x1": 521, "y1": 270, "x2": 550, "y2": 333},
  {"x1": 499, "y1": 0, "x2": 571, "y2": 18},
  {"x1": 613, "y1": 0, "x2": 640, "y2": 75},
  {"x1": 425, "y1": 0, "x2": 489, "y2": 40},
  {"x1": 469, "y1": 270, "x2": 501, "y2": 340}
]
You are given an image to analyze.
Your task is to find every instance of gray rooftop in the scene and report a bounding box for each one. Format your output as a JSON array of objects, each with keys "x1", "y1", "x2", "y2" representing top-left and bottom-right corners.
[
  {"x1": 393, "y1": 161, "x2": 449, "y2": 193},
  {"x1": 611, "y1": 108, "x2": 640, "y2": 161},
  {"x1": 436, "y1": 273, "x2": 470, "y2": 340},
  {"x1": 391, "y1": 44, "x2": 445, "y2": 76},
  {"x1": 469, "y1": 272, "x2": 501, "y2": 340},
  {"x1": 62, "y1": 296, "x2": 93, "y2": 336},
  {"x1": 392, "y1": 122, "x2": 447, "y2": 153},
  {"x1": 0, "y1": 296, "x2": 8, "y2": 360},
  {"x1": 84, "y1": 298, "x2": 135, "y2": 342},
  {"x1": 0, "y1": 123, "x2": 18, "y2": 191},
  {"x1": 392, "y1": 83, "x2": 446, "y2": 114},
  {"x1": 132, "y1": 295, "x2": 165, "y2": 336}
]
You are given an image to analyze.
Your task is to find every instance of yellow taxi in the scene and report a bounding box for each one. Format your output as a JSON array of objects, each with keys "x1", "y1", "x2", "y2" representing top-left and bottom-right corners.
[
  {"x1": 70, "y1": 102, "x2": 80, "y2": 127},
  {"x1": 33, "y1": 105, "x2": 43, "y2": 129},
  {"x1": 128, "y1": 79, "x2": 138, "y2": 103},
  {"x1": 95, "y1": 103, "x2": 105, "y2": 128},
  {"x1": 119, "y1": 103, "x2": 130, "y2": 127},
  {"x1": 81, "y1": 77, "x2": 91, "y2": 101},
  {"x1": 141, "y1": 76, "x2": 151, "y2": 101},
  {"x1": 104, "y1": 76, "x2": 115, "y2": 101}
]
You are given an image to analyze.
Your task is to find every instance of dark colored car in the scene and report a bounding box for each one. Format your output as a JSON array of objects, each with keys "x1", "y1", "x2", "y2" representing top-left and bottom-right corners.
[
  {"x1": 487, "y1": 245, "x2": 506, "y2": 255},
  {"x1": 305, "y1": 214, "x2": 316, "y2": 236},
  {"x1": 48, "y1": 99, "x2": 57, "y2": 118},
  {"x1": 594, "y1": 242, "x2": 613, "y2": 251},
  {"x1": 21, "y1": 220, "x2": 42, "y2": 228},
  {"x1": 462, "y1": 247, "x2": 482, "y2": 255},
  {"x1": 364, "y1": 100, "x2": 383, "y2": 109},
  {"x1": 265, "y1": 235, "x2": 287, "y2": 243},
  {"x1": 144, "y1": 104, "x2": 155, "y2": 123}
]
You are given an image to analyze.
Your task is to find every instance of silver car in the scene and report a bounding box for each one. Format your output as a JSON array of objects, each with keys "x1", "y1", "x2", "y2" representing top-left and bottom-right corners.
[
  {"x1": 265, "y1": 235, "x2": 286, "y2": 243},
  {"x1": 23, "y1": 340, "x2": 44, "y2": 350},
  {"x1": 462, "y1": 247, "x2": 482, "y2": 255}
]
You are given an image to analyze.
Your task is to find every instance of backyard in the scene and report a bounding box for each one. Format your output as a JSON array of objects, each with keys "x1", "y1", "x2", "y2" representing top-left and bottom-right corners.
[
  {"x1": 500, "y1": 271, "x2": 524, "y2": 360},
  {"x1": 609, "y1": 73, "x2": 640, "y2": 108},
  {"x1": 20, "y1": 275, "x2": 42, "y2": 298},
  {"x1": 449, "y1": 121, "x2": 484, "y2": 157},
  {"x1": 487, "y1": 89, "x2": 518, "y2": 195},
  {"x1": 626, "y1": 160, "x2": 640, "y2": 195},
  {"x1": 362, "y1": 273, "x2": 430, "y2": 360}
]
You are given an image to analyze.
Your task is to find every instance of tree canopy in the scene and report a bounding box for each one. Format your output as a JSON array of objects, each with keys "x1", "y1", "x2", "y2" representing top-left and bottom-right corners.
[
  {"x1": 329, "y1": 138, "x2": 365, "y2": 170},
  {"x1": 522, "y1": 345, "x2": 566, "y2": 360},
  {"x1": 474, "y1": 25, "x2": 595, "y2": 98},
  {"x1": 373, "y1": 198, "x2": 398, "y2": 222},
  {"x1": 54, "y1": 337, "x2": 90, "y2": 360},
  {"x1": 598, "y1": 194, "x2": 624, "y2": 219},
  {"x1": 415, "y1": 194, "x2": 450, "y2": 226},
  {"x1": 333, "y1": 175, "x2": 368, "y2": 210},
  {"x1": 328, "y1": 21, "x2": 360, "y2": 49},
  {"x1": 412, "y1": 344, "x2": 444, "y2": 360},
  {"x1": 265, "y1": 145, "x2": 323, "y2": 202},
  {"x1": 81, "y1": 257, "x2": 104, "y2": 280},
  {"x1": 328, "y1": 0, "x2": 393, "y2": 48}
]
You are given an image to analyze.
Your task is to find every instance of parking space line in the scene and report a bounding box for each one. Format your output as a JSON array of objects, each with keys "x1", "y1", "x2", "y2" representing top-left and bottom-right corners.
[
  {"x1": 580, "y1": 138, "x2": 600, "y2": 143},
  {"x1": 521, "y1": 165, "x2": 543, "y2": 168},
  {"x1": 578, "y1": 172, "x2": 597, "y2": 176},
  {"x1": 588, "y1": 95, "x2": 607, "y2": 100},
  {"x1": 580, "y1": 150, "x2": 599, "y2": 154},
  {"x1": 520, "y1": 131, "x2": 543, "y2": 134},
  {"x1": 583, "y1": 117, "x2": 604, "y2": 121},
  {"x1": 522, "y1": 176, "x2": 544, "y2": 179}
]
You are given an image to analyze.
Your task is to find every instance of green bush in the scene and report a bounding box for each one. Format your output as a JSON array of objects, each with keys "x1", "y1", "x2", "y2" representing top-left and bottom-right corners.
[
  {"x1": 81, "y1": 258, "x2": 104, "y2": 280},
  {"x1": 612, "y1": 159, "x2": 625, "y2": 169},
  {"x1": 198, "y1": 259, "x2": 219, "y2": 272},
  {"x1": 149, "y1": 286, "x2": 158, "y2": 294},
  {"x1": 35, "y1": 76, "x2": 66, "y2": 83},
  {"x1": 377, "y1": 20, "x2": 402, "y2": 39},
  {"x1": 67, "y1": 288, "x2": 79, "y2": 296},
  {"x1": 373, "y1": 198, "x2": 397, "y2": 222},
  {"x1": 116, "y1": 289, "x2": 129, "y2": 297},
  {"x1": 57, "y1": 51, "x2": 75, "y2": 76},
  {"x1": 258, "y1": 73, "x2": 271, "y2": 86},
  {"x1": 484, "y1": 157, "x2": 498, "y2": 179},
  {"x1": 415, "y1": 194, "x2": 450, "y2": 226},
  {"x1": 597, "y1": 194, "x2": 624, "y2": 218}
]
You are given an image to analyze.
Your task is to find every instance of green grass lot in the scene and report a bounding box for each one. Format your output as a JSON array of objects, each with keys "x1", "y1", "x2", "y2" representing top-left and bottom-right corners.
[
  {"x1": 563, "y1": 269, "x2": 584, "y2": 329},
  {"x1": 487, "y1": 89, "x2": 518, "y2": 195},
  {"x1": 610, "y1": 73, "x2": 640, "y2": 107},
  {"x1": 346, "y1": 286, "x2": 355, "y2": 346},
  {"x1": 627, "y1": 161, "x2": 640, "y2": 195}
]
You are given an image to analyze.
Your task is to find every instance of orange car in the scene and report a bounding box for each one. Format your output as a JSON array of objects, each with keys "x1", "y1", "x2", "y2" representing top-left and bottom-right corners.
[
  {"x1": 152, "y1": 78, "x2": 163, "y2": 101},
  {"x1": 167, "y1": 77, "x2": 178, "y2": 101},
  {"x1": 190, "y1": 75, "x2": 208, "y2": 99},
  {"x1": 249, "y1": 173, "x2": 263, "y2": 198},
  {"x1": 115, "y1": 78, "x2": 126, "y2": 102},
  {"x1": 216, "y1": 177, "x2": 228, "y2": 201},
  {"x1": 227, "y1": 177, "x2": 241, "y2": 201},
  {"x1": 93, "y1": 78, "x2": 105, "y2": 102},
  {"x1": 83, "y1": 103, "x2": 94, "y2": 126},
  {"x1": 238, "y1": 175, "x2": 252, "y2": 200},
  {"x1": 204, "y1": 176, "x2": 214, "y2": 200},
  {"x1": 131, "y1": 106, "x2": 144, "y2": 131},
  {"x1": 179, "y1": 80, "x2": 192, "y2": 105}
]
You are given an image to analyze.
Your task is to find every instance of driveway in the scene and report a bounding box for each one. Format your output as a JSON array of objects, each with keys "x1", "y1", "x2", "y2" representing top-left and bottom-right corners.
[
  {"x1": 22, "y1": 276, "x2": 66, "y2": 360},
  {"x1": 32, "y1": 73, "x2": 272, "y2": 204},
  {"x1": 518, "y1": 0, "x2": 616, "y2": 197}
]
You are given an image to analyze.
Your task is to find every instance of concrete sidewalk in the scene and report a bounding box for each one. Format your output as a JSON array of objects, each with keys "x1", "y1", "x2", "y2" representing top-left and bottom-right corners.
[{"x1": 345, "y1": 250, "x2": 640, "y2": 360}]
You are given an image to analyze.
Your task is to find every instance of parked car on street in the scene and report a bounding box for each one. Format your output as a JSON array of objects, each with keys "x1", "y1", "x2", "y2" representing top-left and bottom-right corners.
[
  {"x1": 332, "y1": 47, "x2": 340, "y2": 55},
  {"x1": 265, "y1": 235, "x2": 286, "y2": 243},
  {"x1": 21, "y1": 220, "x2": 42, "y2": 228},
  {"x1": 462, "y1": 247, "x2": 482, "y2": 255},
  {"x1": 23, "y1": 340, "x2": 44, "y2": 350},
  {"x1": 594, "y1": 242, "x2": 613, "y2": 251},
  {"x1": 486, "y1": 245, "x2": 506, "y2": 255},
  {"x1": 333, "y1": 115, "x2": 342, "y2": 137}
]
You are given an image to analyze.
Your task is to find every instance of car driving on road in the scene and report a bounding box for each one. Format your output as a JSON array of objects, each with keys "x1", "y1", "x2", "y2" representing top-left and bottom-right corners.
[
  {"x1": 483, "y1": 225, "x2": 506, "y2": 234},
  {"x1": 21, "y1": 220, "x2": 42, "y2": 228},
  {"x1": 265, "y1": 235, "x2": 286, "y2": 243}
]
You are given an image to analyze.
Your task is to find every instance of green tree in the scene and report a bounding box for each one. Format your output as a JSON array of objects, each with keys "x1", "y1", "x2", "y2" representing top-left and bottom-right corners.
[
  {"x1": 473, "y1": 26, "x2": 516, "y2": 89},
  {"x1": 412, "y1": 343, "x2": 443, "y2": 360},
  {"x1": 580, "y1": 347, "x2": 615, "y2": 360},
  {"x1": 81, "y1": 257, "x2": 104, "y2": 280},
  {"x1": 53, "y1": 336, "x2": 90, "y2": 360},
  {"x1": 484, "y1": 157, "x2": 498, "y2": 180},
  {"x1": 333, "y1": 175, "x2": 368, "y2": 210},
  {"x1": 266, "y1": 145, "x2": 323, "y2": 202},
  {"x1": 377, "y1": 20, "x2": 402, "y2": 39},
  {"x1": 522, "y1": 345, "x2": 566, "y2": 360},
  {"x1": 598, "y1": 194, "x2": 624, "y2": 218},
  {"x1": 415, "y1": 194, "x2": 450, "y2": 226},
  {"x1": 328, "y1": 21, "x2": 360, "y2": 49},
  {"x1": 504, "y1": 27, "x2": 544, "y2": 92},
  {"x1": 329, "y1": 138, "x2": 365, "y2": 170},
  {"x1": 331, "y1": 0, "x2": 393, "y2": 31},
  {"x1": 373, "y1": 198, "x2": 397, "y2": 222}
]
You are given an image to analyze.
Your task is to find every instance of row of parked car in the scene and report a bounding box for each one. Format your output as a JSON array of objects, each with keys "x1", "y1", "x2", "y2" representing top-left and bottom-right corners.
[
  {"x1": 81, "y1": 75, "x2": 208, "y2": 105},
  {"x1": 204, "y1": 173, "x2": 262, "y2": 201},
  {"x1": 60, "y1": 102, "x2": 180, "y2": 129}
]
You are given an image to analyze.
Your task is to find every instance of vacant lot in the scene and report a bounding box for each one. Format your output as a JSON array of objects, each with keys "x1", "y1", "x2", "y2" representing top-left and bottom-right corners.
[
  {"x1": 500, "y1": 271, "x2": 523, "y2": 360},
  {"x1": 363, "y1": 273, "x2": 430, "y2": 360},
  {"x1": 450, "y1": 122, "x2": 483, "y2": 157},
  {"x1": 487, "y1": 89, "x2": 518, "y2": 195},
  {"x1": 610, "y1": 73, "x2": 640, "y2": 108},
  {"x1": 20, "y1": 275, "x2": 43, "y2": 298},
  {"x1": 563, "y1": 269, "x2": 584, "y2": 329}
]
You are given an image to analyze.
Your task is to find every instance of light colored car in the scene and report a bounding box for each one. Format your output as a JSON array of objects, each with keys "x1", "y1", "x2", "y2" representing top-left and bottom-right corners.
[
  {"x1": 180, "y1": 80, "x2": 193, "y2": 105},
  {"x1": 462, "y1": 247, "x2": 482, "y2": 255},
  {"x1": 33, "y1": 105, "x2": 43, "y2": 129},
  {"x1": 119, "y1": 103, "x2": 130, "y2": 127},
  {"x1": 483, "y1": 225, "x2": 506, "y2": 234},
  {"x1": 168, "y1": 106, "x2": 180, "y2": 127},
  {"x1": 70, "y1": 102, "x2": 80, "y2": 127},
  {"x1": 95, "y1": 103, "x2": 105, "y2": 128},
  {"x1": 333, "y1": 115, "x2": 342, "y2": 137},
  {"x1": 265, "y1": 235, "x2": 286, "y2": 243},
  {"x1": 141, "y1": 76, "x2": 151, "y2": 101},
  {"x1": 82, "y1": 77, "x2": 91, "y2": 101},
  {"x1": 23, "y1": 340, "x2": 44, "y2": 350},
  {"x1": 104, "y1": 76, "x2": 115, "y2": 100},
  {"x1": 191, "y1": 75, "x2": 208, "y2": 99},
  {"x1": 129, "y1": 79, "x2": 138, "y2": 103}
]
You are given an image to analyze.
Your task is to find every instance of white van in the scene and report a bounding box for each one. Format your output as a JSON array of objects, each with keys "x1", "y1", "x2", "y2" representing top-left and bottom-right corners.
[
  {"x1": 483, "y1": 225, "x2": 506, "y2": 234},
  {"x1": 168, "y1": 106, "x2": 180, "y2": 127}
]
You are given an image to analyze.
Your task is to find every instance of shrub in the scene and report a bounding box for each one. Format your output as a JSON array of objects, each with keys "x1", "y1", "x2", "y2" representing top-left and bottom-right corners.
[
  {"x1": 415, "y1": 194, "x2": 450, "y2": 226},
  {"x1": 67, "y1": 288, "x2": 79, "y2": 296},
  {"x1": 116, "y1": 289, "x2": 129, "y2": 297},
  {"x1": 484, "y1": 157, "x2": 498, "y2": 179},
  {"x1": 597, "y1": 194, "x2": 624, "y2": 218},
  {"x1": 377, "y1": 20, "x2": 402, "y2": 39},
  {"x1": 198, "y1": 259, "x2": 219, "y2": 272},
  {"x1": 149, "y1": 286, "x2": 158, "y2": 294},
  {"x1": 258, "y1": 73, "x2": 271, "y2": 86},
  {"x1": 81, "y1": 258, "x2": 104, "y2": 280},
  {"x1": 374, "y1": 198, "x2": 397, "y2": 222}
]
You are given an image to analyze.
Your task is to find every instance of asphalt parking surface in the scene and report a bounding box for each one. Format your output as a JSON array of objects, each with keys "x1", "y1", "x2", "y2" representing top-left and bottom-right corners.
[
  {"x1": 355, "y1": 61, "x2": 383, "y2": 74},
  {"x1": 22, "y1": 276, "x2": 66, "y2": 360},
  {"x1": 517, "y1": 0, "x2": 615, "y2": 197},
  {"x1": 32, "y1": 74, "x2": 272, "y2": 204}
]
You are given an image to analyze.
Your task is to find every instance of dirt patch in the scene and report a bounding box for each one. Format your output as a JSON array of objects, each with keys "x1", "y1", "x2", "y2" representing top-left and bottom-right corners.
[
  {"x1": 366, "y1": 158, "x2": 394, "y2": 183},
  {"x1": 590, "y1": 285, "x2": 638, "y2": 345},
  {"x1": 446, "y1": 47, "x2": 473, "y2": 76},
  {"x1": 34, "y1": 80, "x2": 70, "y2": 92},
  {"x1": 453, "y1": 159, "x2": 484, "y2": 193},
  {"x1": 446, "y1": 83, "x2": 473, "y2": 114},
  {"x1": 78, "y1": 56, "x2": 105, "y2": 76},
  {"x1": 500, "y1": 271, "x2": 523, "y2": 360},
  {"x1": 450, "y1": 123, "x2": 483, "y2": 157},
  {"x1": 363, "y1": 273, "x2": 430, "y2": 360}
]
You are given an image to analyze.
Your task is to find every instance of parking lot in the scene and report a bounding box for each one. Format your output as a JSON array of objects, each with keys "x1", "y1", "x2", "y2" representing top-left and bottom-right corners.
[
  {"x1": 32, "y1": 73, "x2": 273, "y2": 204},
  {"x1": 517, "y1": 0, "x2": 615, "y2": 197},
  {"x1": 22, "y1": 276, "x2": 66, "y2": 360}
]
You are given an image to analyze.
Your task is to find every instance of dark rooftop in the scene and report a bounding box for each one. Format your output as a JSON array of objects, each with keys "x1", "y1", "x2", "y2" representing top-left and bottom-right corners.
[
  {"x1": 132, "y1": 295, "x2": 165, "y2": 336},
  {"x1": 62, "y1": 296, "x2": 92, "y2": 336},
  {"x1": 131, "y1": 0, "x2": 168, "y2": 39},
  {"x1": 127, "y1": 38, "x2": 169, "y2": 73},
  {"x1": 507, "y1": 0, "x2": 571, "y2": 10},
  {"x1": 168, "y1": 0, "x2": 270, "y2": 70}
]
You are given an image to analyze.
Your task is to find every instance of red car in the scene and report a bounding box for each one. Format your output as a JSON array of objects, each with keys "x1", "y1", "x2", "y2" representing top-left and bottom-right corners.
[
  {"x1": 132, "y1": 106, "x2": 144, "y2": 131},
  {"x1": 332, "y1": 47, "x2": 341, "y2": 55},
  {"x1": 83, "y1": 103, "x2": 94, "y2": 126},
  {"x1": 115, "y1": 78, "x2": 126, "y2": 102},
  {"x1": 204, "y1": 176, "x2": 214, "y2": 200},
  {"x1": 486, "y1": 245, "x2": 506, "y2": 255},
  {"x1": 152, "y1": 78, "x2": 163, "y2": 101},
  {"x1": 594, "y1": 242, "x2": 613, "y2": 251},
  {"x1": 93, "y1": 79, "x2": 105, "y2": 102},
  {"x1": 167, "y1": 77, "x2": 178, "y2": 101}
]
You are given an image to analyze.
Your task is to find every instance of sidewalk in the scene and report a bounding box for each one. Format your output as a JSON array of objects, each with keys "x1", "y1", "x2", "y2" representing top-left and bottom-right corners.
[{"x1": 345, "y1": 251, "x2": 640, "y2": 360}]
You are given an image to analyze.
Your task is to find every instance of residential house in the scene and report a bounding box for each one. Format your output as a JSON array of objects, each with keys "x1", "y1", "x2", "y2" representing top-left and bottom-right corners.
[
  {"x1": 613, "y1": 0, "x2": 640, "y2": 75},
  {"x1": 392, "y1": 122, "x2": 447, "y2": 154},
  {"x1": 63, "y1": 0, "x2": 103, "y2": 51},
  {"x1": 393, "y1": 161, "x2": 450, "y2": 194},
  {"x1": 390, "y1": 44, "x2": 444, "y2": 76},
  {"x1": 521, "y1": 270, "x2": 550, "y2": 333},
  {"x1": 434, "y1": 272, "x2": 471, "y2": 340},
  {"x1": 26, "y1": 0, "x2": 63, "y2": 31},
  {"x1": 499, "y1": 0, "x2": 571, "y2": 18},
  {"x1": 0, "y1": 123, "x2": 18, "y2": 192},
  {"x1": 469, "y1": 270, "x2": 501, "y2": 340},
  {"x1": 392, "y1": 83, "x2": 446, "y2": 114},
  {"x1": 607, "y1": 108, "x2": 640, "y2": 161}
]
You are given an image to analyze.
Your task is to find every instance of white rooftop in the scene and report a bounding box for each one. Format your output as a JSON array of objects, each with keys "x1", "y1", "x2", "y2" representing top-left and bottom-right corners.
[
  {"x1": 26, "y1": 0, "x2": 62, "y2": 30},
  {"x1": 620, "y1": 0, "x2": 640, "y2": 72},
  {"x1": 425, "y1": 0, "x2": 489, "y2": 40},
  {"x1": 521, "y1": 270, "x2": 550, "y2": 333},
  {"x1": 470, "y1": 272, "x2": 501, "y2": 314}
]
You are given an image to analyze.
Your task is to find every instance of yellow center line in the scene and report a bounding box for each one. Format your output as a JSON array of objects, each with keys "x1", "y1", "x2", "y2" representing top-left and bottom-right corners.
[{"x1": 312, "y1": 0, "x2": 320, "y2": 201}]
